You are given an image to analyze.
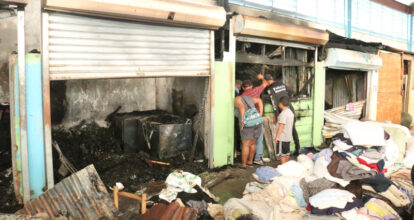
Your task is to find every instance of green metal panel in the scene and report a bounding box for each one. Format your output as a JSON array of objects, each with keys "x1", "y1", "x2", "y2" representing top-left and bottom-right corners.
[
  {"x1": 290, "y1": 99, "x2": 314, "y2": 150},
  {"x1": 213, "y1": 61, "x2": 235, "y2": 167},
  {"x1": 312, "y1": 65, "x2": 325, "y2": 147}
]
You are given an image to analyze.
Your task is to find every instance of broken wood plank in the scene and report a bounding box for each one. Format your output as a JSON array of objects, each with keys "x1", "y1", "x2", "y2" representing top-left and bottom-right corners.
[
  {"x1": 262, "y1": 117, "x2": 276, "y2": 160},
  {"x1": 236, "y1": 52, "x2": 313, "y2": 67}
]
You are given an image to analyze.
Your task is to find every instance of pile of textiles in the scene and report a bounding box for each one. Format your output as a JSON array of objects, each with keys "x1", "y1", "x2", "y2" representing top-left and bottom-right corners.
[
  {"x1": 224, "y1": 121, "x2": 413, "y2": 220},
  {"x1": 149, "y1": 171, "x2": 222, "y2": 220}
]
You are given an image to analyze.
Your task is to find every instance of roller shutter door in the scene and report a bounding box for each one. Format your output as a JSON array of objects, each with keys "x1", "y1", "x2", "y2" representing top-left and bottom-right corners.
[{"x1": 44, "y1": 12, "x2": 212, "y2": 80}]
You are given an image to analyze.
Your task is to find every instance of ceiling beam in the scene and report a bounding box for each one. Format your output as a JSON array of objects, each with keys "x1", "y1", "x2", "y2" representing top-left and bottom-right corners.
[{"x1": 371, "y1": 0, "x2": 411, "y2": 14}]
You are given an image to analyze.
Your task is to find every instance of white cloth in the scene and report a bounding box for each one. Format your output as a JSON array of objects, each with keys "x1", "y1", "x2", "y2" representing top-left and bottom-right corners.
[
  {"x1": 159, "y1": 171, "x2": 201, "y2": 202},
  {"x1": 309, "y1": 189, "x2": 355, "y2": 209},
  {"x1": 384, "y1": 139, "x2": 398, "y2": 168},
  {"x1": 403, "y1": 152, "x2": 414, "y2": 168},
  {"x1": 340, "y1": 209, "x2": 371, "y2": 220},
  {"x1": 366, "y1": 121, "x2": 410, "y2": 163},
  {"x1": 276, "y1": 160, "x2": 307, "y2": 178},
  {"x1": 341, "y1": 121, "x2": 386, "y2": 146},
  {"x1": 297, "y1": 154, "x2": 314, "y2": 176},
  {"x1": 333, "y1": 140, "x2": 353, "y2": 151}
]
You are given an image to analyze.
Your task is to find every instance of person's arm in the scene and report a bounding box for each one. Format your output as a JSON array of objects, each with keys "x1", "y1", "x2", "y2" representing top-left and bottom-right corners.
[
  {"x1": 275, "y1": 123, "x2": 285, "y2": 142},
  {"x1": 235, "y1": 97, "x2": 246, "y2": 129},
  {"x1": 257, "y1": 74, "x2": 268, "y2": 87},
  {"x1": 253, "y1": 97, "x2": 263, "y2": 116}
]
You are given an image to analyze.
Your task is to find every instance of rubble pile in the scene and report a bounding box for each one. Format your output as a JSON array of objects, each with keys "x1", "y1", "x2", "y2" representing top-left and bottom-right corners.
[{"x1": 52, "y1": 121, "x2": 208, "y2": 192}]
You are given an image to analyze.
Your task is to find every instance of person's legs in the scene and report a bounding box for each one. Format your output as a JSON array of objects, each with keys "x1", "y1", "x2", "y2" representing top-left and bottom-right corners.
[
  {"x1": 254, "y1": 129, "x2": 264, "y2": 162},
  {"x1": 248, "y1": 139, "x2": 256, "y2": 165},
  {"x1": 278, "y1": 141, "x2": 291, "y2": 164},
  {"x1": 292, "y1": 120, "x2": 300, "y2": 155},
  {"x1": 241, "y1": 140, "x2": 250, "y2": 168}
]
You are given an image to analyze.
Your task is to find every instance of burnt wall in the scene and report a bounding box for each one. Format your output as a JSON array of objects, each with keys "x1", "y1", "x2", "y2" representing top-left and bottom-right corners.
[
  {"x1": 0, "y1": 16, "x2": 17, "y2": 103},
  {"x1": 52, "y1": 78, "x2": 157, "y2": 127},
  {"x1": 52, "y1": 77, "x2": 207, "y2": 130}
]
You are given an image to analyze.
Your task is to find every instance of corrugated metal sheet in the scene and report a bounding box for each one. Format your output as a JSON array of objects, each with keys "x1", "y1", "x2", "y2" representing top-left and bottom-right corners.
[
  {"x1": 16, "y1": 165, "x2": 117, "y2": 220},
  {"x1": 45, "y1": 12, "x2": 212, "y2": 80}
]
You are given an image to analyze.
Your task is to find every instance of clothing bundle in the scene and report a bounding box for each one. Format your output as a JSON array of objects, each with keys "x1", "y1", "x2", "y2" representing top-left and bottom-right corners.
[{"x1": 254, "y1": 166, "x2": 281, "y2": 182}]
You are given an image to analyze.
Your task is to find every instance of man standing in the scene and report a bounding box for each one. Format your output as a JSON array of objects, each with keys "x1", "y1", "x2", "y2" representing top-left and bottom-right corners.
[
  {"x1": 265, "y1": 74, "x2": 300, "y2": 156},
  {"x1": 241, "y1": 74, "x2": 268, "y2": 165}
]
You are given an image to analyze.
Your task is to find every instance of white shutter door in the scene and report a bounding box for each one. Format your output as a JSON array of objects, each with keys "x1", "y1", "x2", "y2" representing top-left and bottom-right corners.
[{"x1": 44, "y1": 12, "x2": 212, "y2": 80}]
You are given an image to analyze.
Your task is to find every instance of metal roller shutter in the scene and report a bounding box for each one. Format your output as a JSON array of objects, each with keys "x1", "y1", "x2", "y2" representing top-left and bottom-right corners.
[{"x1": 44, "y1": 12, "x2": 212, "y2": 80}]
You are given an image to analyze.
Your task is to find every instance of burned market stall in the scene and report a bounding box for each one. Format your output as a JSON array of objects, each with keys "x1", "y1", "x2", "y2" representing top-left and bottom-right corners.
[
  {"x1": 3, "y1": 1, "x2": 226, "y2": 203},
  {"x1": 322, "y1": 32, "x2": 383, "y2": 137},
  {"x1": 231, "y1": 14, "x2": 328, "y2": 157},
  {"x1": 44, "y1": 14, "x2": 215, "y2": 189}
]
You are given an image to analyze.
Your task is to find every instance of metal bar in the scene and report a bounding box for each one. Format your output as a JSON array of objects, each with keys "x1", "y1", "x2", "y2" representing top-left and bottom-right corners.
[
  {"x1": 208, "y1": 30, "x2": 215, "y2": 168},
  {"x1": 26, "y1": 53, "x2": 46, "y2": 198},
  {"x1": 49, "y1": 71, "x2": 211, "y2": 81},
  {"x1": 236, "y1": 36, "x2": 316, "y2": 50},
  {"x1": 346, "y1": 0, "x2": 352, "y2": 38},
  {"x1": 42, "y1": 12, "x2": 54, "y2": 190},
  {"x1": 9, "y1": 55, "x2": 21, "y2": 203},
  {"x1": 17, "y1": 10, "x2": 30, "y2": 203},
  {"x1": 261, "y1": 45, "x2": 265, "y2": 74},
  {"x1": 409, "y1": 15, "x2": 413, "y2": 52}
]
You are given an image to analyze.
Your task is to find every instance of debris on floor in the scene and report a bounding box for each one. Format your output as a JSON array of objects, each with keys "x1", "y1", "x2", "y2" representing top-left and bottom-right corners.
[
  {"x1": 16, "y1": 165, "x2": 117, "y2": 220},
  {"x1": 52, "y1": 121, "x2": 208, "y2": 193}
]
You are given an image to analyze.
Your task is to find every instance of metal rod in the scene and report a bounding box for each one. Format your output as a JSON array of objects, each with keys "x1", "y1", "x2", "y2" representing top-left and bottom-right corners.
[
  {"x1": 42, "y1": 12, "x2": 54, "y2": 190},
  {"x1": 8, "y1": 55, "x2": 21, "y2": 203},
  {"x1": 208, "y1": 30, "x2": 215, "y2": 168},
  {"x1": 17, "y1": 10, "x2": 30, "y2": 203}
]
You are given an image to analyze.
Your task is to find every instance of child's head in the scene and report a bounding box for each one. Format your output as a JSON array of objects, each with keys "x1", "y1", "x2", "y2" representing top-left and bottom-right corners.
[{"x1": 278, "y1": 96, "x2": 290, "y2": 110}]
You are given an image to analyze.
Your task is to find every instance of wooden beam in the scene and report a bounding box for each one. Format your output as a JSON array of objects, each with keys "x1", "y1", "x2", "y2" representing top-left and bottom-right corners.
[
  {"x1": 44, "y1": 0, "x2": 226, "y2": 30},
  {"x1": 299, "y1": 74, "x2": 314, "y2": 95},
  {"x1": 236, "y1": 52, "x2": 313, "y2": 67},
  {"x1": 371, "y1": 0, "x2": 411, "y2": 14},
  {"x1": 234, "y1": 15, "x2": 329, "y2": 45}
]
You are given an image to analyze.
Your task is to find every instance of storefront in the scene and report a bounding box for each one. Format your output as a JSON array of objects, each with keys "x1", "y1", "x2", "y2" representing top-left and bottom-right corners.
[{"x1": 11, "y1": 0, "x2": 227, "y2": 201}]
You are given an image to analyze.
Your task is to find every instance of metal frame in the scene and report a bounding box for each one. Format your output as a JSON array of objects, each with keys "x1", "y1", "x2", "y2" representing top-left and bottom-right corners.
[
  {"x1": 17, "y1": 9, "x2": 30, "y2": 203},
  {"x1": 236, "y1": 36, "x2": 316, "y2": 51},
  {"x1": 208, "y1": 30, "x2": 214, "y2": 169},
  {"x1": 42, "y1": 12, "x2": 216, "y2": 171},
  {"x1": 42, "y1": 12, "x2": 54, "y2": 190}
]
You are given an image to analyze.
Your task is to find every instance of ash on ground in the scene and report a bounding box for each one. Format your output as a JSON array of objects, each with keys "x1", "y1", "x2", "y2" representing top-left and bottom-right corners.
[{"x1": 52, "y1": 121, "x2": 208, "y2": 192}]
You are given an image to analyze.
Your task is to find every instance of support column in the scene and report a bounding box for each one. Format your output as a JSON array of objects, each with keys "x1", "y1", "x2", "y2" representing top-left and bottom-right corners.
[
  {"x1": 17, "y1": 10, "x2": 30, "y2": 203},
  {"x1": 312, "y1": 63, "x2": 325, "y2": 147},
  {"x1": 346, "y1": 0, "x2": 352, "y2": 38},
  {"x1": 26, "y1": 53, "x2": 46, "y2": 198}
]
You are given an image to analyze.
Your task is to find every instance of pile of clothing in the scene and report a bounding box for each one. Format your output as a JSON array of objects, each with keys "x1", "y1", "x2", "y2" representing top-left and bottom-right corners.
[
  {"x1": 147, "y1": 170, "x2": 224, "y2": 220},
  {"x1": 224, "y1": 121, "x2": 413, "y2": 220}
]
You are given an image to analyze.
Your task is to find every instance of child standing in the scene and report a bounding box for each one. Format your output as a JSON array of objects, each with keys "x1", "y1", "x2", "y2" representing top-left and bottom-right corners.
[{"x1": 275, "y1": 96, "x2": 295, "y2": 164}]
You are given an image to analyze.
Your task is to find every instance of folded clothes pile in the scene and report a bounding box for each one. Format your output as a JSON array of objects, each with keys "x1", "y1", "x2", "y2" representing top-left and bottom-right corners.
[
  {"x1": 223, "y1": 121, "x2": 414, "y2": 220},
  {"x1": 328, "y1": 121, "x2": 396, "y2": 182}
]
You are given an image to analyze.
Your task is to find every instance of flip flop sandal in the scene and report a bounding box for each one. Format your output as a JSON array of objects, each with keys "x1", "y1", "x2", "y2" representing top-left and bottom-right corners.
[{"x1": 239, "y1": 165, "x2": 247, "y2": 170}]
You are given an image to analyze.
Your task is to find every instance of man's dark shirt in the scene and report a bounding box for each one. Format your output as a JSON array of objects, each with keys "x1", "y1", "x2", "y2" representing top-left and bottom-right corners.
[{"x1": 266, "y1": 81, "x2": 295, "y2": 115}]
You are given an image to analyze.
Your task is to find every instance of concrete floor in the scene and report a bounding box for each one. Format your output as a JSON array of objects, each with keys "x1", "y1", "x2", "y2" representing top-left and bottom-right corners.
[{"x1": 210, "y1": 161, "x2": 280, "y2": 204}]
